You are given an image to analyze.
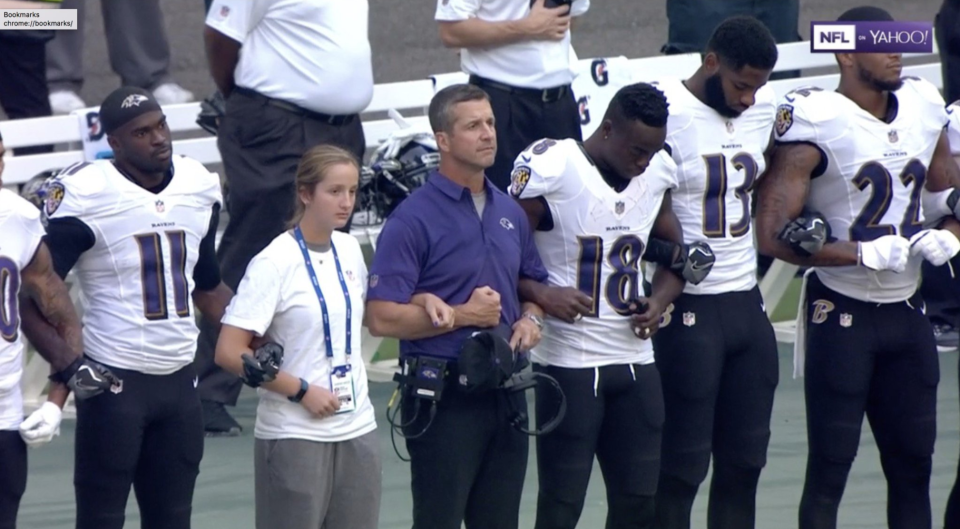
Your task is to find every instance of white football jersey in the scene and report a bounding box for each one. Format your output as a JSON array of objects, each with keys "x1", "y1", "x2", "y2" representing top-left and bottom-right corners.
[
  {"x1": 0, "y1": 189, "x2": 45, "y2": 430},
  {"x1": 947, "y1": 99, "x2": 960, "y2": 156},
  {"x1": 775, "y1": 77, "x2": 948, "y2": 303},
  {"x1": 654, "y1": 77, "x2": 777, "y2": 295},
  {"x1": 511, "y1": 138, "x2": 678, "y2": 368},
  {"x1": 44, "y1": 156, "x2": 223, "y2": 374}
]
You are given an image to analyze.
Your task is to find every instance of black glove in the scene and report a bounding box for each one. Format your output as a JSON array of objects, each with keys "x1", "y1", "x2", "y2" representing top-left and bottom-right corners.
[
  {"x1": 675, "y1": 241, "x2": 715, "y2": 285},
  {"x1": 50, "y1": 356, "x2": 122, "y2": 400},
  {"x1": 240, "y1": 342, "x2": 284, "y2": 388},
  {"x1": 779, "y1": 210, "x2": 831, "y2": 257},
  {"x1": 196, "y1": 91, "x2": 226, "y2": 136}
]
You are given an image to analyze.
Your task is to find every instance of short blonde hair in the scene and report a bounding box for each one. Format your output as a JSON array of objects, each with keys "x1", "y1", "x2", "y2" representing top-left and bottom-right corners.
[{"x1": 287, "y1": 144, "x2": 360, "y2": 229}]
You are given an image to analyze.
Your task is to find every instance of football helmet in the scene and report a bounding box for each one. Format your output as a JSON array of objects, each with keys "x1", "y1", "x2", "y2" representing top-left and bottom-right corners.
[
  {"x1": 19, "y1": 168, "x2": 61, "y2": 210},
  {"x1": 354, "y1": 111, "x2": 439, "y2": 226}
]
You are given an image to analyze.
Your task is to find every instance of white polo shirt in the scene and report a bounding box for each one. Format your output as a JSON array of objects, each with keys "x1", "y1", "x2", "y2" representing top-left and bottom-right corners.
[
  {"x1": 222, "y1": 230, "x2": 376, "y2": 443},
  {"x1": 207, "y1": 0, "x2": 374, "y2": 116},
  {"x1": 436, "y1": 0, "x2": 589, "y2": 89}
]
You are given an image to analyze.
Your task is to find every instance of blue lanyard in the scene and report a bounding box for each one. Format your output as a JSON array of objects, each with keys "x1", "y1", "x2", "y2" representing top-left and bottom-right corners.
[{"x1": 293, "y1": 226, "x2": 352, "y2": 358}]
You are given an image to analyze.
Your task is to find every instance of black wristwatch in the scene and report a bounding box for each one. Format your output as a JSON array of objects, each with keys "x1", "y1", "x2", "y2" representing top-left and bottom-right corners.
[{"x1": 288, "y1": 378, "x2": 309, "y2": 403}]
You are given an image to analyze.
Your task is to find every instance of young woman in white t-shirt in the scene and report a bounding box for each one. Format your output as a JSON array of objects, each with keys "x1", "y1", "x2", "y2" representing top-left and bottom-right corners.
[{"x1": 214, "y1": 145, "x2": 382, "y2": 529}]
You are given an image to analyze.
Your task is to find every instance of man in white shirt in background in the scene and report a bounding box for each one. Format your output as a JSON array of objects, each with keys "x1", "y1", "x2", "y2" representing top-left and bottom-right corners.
[
  {"x1": 198, "y1": 0, "x2": 374, "y2": 436},
  {"x1": 436, "y1": 0, "x2": 589, "y2": 192}
]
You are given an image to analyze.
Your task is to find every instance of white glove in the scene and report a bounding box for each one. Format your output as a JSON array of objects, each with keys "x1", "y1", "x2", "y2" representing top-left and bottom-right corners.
[
  {"x1": 18, "y1": 401, "x2": 62, "y2": 448},
  {"x1": 910, "y1": 229, "x2": 960, "y2": 266},
  {"x1": 859, "y1": 235, "x2": 911, "y2": 273},
  {"x1": 374, "y1": 109, "x2": 437, "y2": 161}
]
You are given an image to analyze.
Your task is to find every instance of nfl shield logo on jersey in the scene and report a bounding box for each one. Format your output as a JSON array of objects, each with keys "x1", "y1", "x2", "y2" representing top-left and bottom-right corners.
[
  {"x1": 155, "y1": 200, "x2": 165, "y2": 213},
  {"x1": 683, "y1": 312, "x2": 696, "y2": 326},
  {"x1": 888, "y1": 130, "x2": 899, "y2": 143},
  {"x1": 725, "y1": 121, "x2": 734, "y2": 134},
  {"x1": 839, "y1": 313, "x2": 853, "y2": 327},
  {"x1": 615, "y1": 201, "x2": 625, "y2": 215}
]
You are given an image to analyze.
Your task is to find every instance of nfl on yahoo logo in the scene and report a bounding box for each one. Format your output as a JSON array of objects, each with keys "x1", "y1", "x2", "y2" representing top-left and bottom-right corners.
[{"x1": 809, "y1": 21, "x2": 934, "y2": 54}]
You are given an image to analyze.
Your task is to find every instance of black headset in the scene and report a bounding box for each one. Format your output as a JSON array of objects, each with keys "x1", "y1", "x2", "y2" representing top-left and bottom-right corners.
[{"x1": 502, "y1": 370, "x2": 568, "y2": 436}]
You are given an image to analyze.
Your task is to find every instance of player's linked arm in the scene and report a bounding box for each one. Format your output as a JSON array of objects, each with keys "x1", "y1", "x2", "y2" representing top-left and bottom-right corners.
[
  {"x1": 920, "y1": 130, "x2": 960, "y2": 242},
  {"x1": 755, "y1": 143, "x2": 858, "y2": 267},
  {"x1": 366, "y1": 298, "x2": 497, "y2": 340},
  {"x1": 647, "y1": 192, "x2": 686, "y2": 306},
  {"x1": 19, "y1": 242, "x2": 83, "y2": 373}
]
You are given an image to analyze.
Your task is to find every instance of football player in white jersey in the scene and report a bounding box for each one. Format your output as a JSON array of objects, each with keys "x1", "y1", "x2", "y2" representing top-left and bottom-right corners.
[
  {"x1": 0, "y1": 131, "x2": 118, "y2": 529},
  {"x1": 24, "y1": 88, "x2": 233, "y2": 529},
  {"x1": 645, "y1": 16, "x2": 781, "y2": 529},
  {"x1": 512, "y1": 83, "x2": 703, "y2": 529},
  {"x1": 756, "y1": 7, "x2": 960, "y2": 529}
]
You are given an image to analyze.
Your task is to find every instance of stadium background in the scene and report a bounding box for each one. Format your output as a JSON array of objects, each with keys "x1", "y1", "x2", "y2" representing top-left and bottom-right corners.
[{"x1": 9, "y1": 0, "x2": 958, "y2": 527}]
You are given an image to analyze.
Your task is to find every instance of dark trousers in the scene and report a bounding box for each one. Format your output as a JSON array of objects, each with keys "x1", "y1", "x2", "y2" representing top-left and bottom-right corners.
[
  {"x1": 469, "y1": 75, "x2": 582, "y2": 192},
  {"x1": 193, "y1": 88, "x2": 366, "y2": 407},
  {"x1": 0, "y1": 35, "x2": 54, "y2": 155},
  {"x1": 74, "y1": 364, "x2": 204, "y2": 529},
  {"x1": 0, "y1": 430, "x2": 27, "y2": 529},
  {"x1": 798, "y1": 274, "x2": 938, "y2": 529},
  {"x1": 534, "y1": 363, "x2": 663, "y2": 529},
  {"x1": 920, "y1": 257, "x2": 960, "y2": 327},
  {"x1": 401, "y1": 371, "x2": 529, "y2": 529},
  {"x1": 937, "y1": 0, "x2": 960, "y2": 104},
  {"x1": 651, "y1": 286, "x2": 779, "y2": 529}
]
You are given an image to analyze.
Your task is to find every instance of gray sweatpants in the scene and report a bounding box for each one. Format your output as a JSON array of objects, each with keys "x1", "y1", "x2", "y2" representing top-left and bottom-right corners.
[
  {"x1": 254, "y1": 430, "x2": 382, "y2": 529},
  {"x1": 46, "y1": 0, "x2": 173, "y2": 91}
]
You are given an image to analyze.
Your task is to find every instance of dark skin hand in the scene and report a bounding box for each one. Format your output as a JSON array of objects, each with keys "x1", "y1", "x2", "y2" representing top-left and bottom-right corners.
[
  {"x1": 517, "y1": 197, "x2": 596, "y2": 323},
  {"x1": 204, "y1": 26, "x2": 240, "y2": 97},
  {"x1": 631, "y1": 192, "x2": 686, "y2": 340}
]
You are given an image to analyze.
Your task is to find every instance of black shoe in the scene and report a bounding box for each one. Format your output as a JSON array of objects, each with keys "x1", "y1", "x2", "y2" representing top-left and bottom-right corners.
[
  {"x1": 202, "y1": 400, "x2": 242, "y2": 437},
  {"x1": 932, "y1": 322, "x2": 959, "y2": 353}
]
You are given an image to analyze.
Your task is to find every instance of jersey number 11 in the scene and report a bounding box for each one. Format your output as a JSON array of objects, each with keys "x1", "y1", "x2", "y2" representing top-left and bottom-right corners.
[{"x1": 134, "y1": 231, "x2": 191, "y2": 321}]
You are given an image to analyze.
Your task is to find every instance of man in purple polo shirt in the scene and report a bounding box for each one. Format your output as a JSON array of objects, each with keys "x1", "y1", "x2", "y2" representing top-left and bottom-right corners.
[{"x1": 366, "y1": 83, "x2": 550, "y2": 529}]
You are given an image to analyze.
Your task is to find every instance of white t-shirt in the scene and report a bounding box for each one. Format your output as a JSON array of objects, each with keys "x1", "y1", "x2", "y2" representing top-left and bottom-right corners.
[
  {"x1": 435, "y1": 0, "x2": 589, "y2": 89},
  {"x1": 207, "y1": 0, "x2": 374, "y2": 115},
  {"x1": 222, "y1": 231, "x2": 376, "y2": 443},
  {"x1": 0, "y1": 190, "x2": 45, "y2": 430}
]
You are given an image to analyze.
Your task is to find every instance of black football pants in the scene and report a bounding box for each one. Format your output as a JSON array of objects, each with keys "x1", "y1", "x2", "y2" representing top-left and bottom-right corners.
[
  {"x1": 74, "y1": 364, "x2": 204, "y2": 529},
  {"x1": 0, "y1": 430, "x2": 27, "y2": 529},
  {"x1": 651, "y1": 286, "x2": 779, "y2": 529},
  {"x1": 533, "y1": 362, "x2": 663, "y2": 529},
  {"x1": 799, "y1": 274, "x2": 938, "y2": 529},
  {"x1": 400, "y1": 366, "x2": 529, "y2": 529}
]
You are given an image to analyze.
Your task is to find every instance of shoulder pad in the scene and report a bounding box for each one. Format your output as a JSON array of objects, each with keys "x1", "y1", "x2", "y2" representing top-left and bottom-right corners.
[
  {"x1": 900, "y1": 76, "x2": 946, "y2": 108},
  {"x1": 774, "y1": 86, "x2": 846, "y2": 143},
  {"x1": 509, "y1": 138, "x2": 573, "y2": 199},
  {"x1": 173, "y1": 155, "x2": 223, "y2": 206},
  {"x1": 42, "y1": 161, "x2": 109, "y2": 221}
]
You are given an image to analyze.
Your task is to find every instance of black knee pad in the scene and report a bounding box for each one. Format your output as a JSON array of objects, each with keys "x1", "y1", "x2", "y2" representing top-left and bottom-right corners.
[
  {"x1": 607, "y1": 494, "x2": 655, "y2": 529},
  {"x1": 661, "y1": 448, "x2": 711, "y2": 487}
]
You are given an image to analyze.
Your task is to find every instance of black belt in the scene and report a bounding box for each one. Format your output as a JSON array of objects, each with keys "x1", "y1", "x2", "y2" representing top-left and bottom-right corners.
[
  {"x1": 468, "y1": 75, "x2": 571, "y2": 103},
  {"x1": 232, "y1": 86, "x2": 356, "y2": 126}
]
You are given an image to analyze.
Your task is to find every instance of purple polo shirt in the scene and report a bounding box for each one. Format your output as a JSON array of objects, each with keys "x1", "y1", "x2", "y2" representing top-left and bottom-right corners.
[{"x1": 367, "y1": 170, "x2": 548, "y2": 360}]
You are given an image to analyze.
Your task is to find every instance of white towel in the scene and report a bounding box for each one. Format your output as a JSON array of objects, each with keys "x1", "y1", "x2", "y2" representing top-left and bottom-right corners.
[{"x1": 793, "y1": 268, "x2": 815, "y2": 379}]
